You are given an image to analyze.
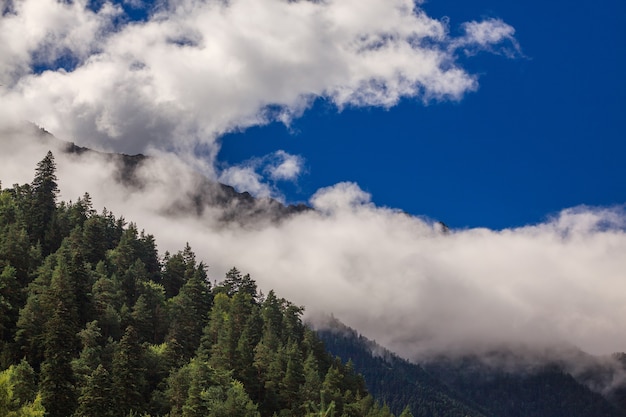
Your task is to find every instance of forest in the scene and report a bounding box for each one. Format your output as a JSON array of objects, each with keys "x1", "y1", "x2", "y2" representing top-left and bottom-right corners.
[{"x1": 0, "y1": 151, "x2": 414, "y2": 417}]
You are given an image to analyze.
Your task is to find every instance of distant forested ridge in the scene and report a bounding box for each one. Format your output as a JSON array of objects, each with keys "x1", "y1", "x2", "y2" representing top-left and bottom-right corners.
[
  {"x1": 317, "y1": 318, "x2": 626, "y2": 417},
  {"x1": 0, "y1": 151, "x2": 411, "y2": 417}
]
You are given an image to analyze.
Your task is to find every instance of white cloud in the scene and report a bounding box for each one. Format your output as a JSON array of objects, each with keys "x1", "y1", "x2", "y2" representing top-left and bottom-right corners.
[
  {"x1": 2, "y1": 133, "x2": 626, "y2": 366},
  {"x1": 265, "y1": 150, "x2": 304, "y2": 181},
  {"x1": 0, "y1": 0, "x2": 121, "y2": 83},
  {"x1": 454, "y1": 18, "x2": 521, "y2": 56},
  {"x1": 310, "y1": 182, "x2": 373, "y2": 213},
  {"x1": 1, "y1": 0, "x2": 516, "y2": 161},
  {"x1": 218, "y1": 165, "x2": 273, "y2": 198}
]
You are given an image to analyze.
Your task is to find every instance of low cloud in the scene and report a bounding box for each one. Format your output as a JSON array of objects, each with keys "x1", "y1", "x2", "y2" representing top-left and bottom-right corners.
[
  {"x1": 1, "y1": 132, "x2": 624, "y2": 364},
  {"x1": 218, "y1": 150, "x2": 304, "y2": 199}
]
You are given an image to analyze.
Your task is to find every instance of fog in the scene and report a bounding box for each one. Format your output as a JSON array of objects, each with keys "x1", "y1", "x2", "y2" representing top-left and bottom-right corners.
[{"x1": 1, "y1": 128, "x2": 625, "y2": 364}]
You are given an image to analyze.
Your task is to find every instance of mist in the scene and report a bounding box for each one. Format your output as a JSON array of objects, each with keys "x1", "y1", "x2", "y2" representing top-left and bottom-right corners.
[{"x1": 1, "y1": 127, "x2": 625, "y2": 366}]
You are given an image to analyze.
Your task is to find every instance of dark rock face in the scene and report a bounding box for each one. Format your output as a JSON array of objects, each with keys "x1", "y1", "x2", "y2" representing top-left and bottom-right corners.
[{"x1": 30, "y1": 124, "x2": 311, "y2": 226}]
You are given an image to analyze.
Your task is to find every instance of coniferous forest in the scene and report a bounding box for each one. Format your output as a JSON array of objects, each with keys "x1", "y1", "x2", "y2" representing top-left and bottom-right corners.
[{"x1": 0, "y1": 151, "x2": 414, "y2": 417}]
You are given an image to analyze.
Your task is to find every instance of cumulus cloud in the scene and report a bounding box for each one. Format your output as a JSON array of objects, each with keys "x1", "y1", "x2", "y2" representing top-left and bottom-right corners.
[
  {"x1": 217, "y1": 150, "x2": 304, "y2": 199},
  {"x1": 266, "y1": 150, "x2": 304, "y2": 182},
  {"x1": 219, "y1": 165, "x2": 273, "y2": 198},
  {"x1": 453, "y1": 18, "x2": 521, "y2": 56},
  {"x1": 1, "y1": 0, "x2": 516, "y2": 162}
]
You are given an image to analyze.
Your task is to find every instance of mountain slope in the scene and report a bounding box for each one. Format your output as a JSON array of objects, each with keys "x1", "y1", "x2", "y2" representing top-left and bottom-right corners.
[
  {"x1": 315, "y1": 318, "x2": 491, "y2": 417},
  {"x1": 424, "y1": 354, "x2": 626, "y2": 417},
  {"x1": 316, "y1": 317, "x2": 626, "y2": 417},
  {"x1": 0, "y1": 150, "x2": 407, "y2": 417},
  {"x1": 25, "y1": 123, "x2": 311, "y2": 225}
]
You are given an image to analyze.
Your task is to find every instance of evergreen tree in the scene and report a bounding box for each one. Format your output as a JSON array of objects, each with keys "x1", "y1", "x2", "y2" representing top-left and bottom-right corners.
[
  {"x1": 82, "y1": 216, "x2": 108, "y2": 266},
  {"x1": 0, "y1": 265, "x2": 19, "y2": 342},
  {"x1": 167, "y1": 263, "x2": 212, "y2": 362},
  {"x1": 301, "y1": 351, "x2": 322, "y2": 407},
  {"x1": 112, "y1": 326, "x2": 146, "y2": 416},
  {"x1": 207, "y1": 380, "x2": 260, "y2": 417},
  {"x1": 281, "y1": 340, "x2": 305, "y2": 413},
  {"x1": 39, "y1": 261, "x2": 79, "y2": 417},
  {"x1": 75, "y1": 364, "x2": 115, "y2": 417},
  {"x1": 162, "y1": 252, "x2": 186, "y2": 298},
  {"x1": 219, "y1": 267, "x2": 258, "y2": 299},
  {"x1": 8, "y1": 359, "x2": 37, "y2": 408},
  {"x1": 72, "y1": 321, "x2": 104, "y2": 387},
  {"x1": 0, "y1": 224, "x2": 30, "y2": 286},
  {"x1": 30, "y1": 151, "x2": 59, "y2": 253}
]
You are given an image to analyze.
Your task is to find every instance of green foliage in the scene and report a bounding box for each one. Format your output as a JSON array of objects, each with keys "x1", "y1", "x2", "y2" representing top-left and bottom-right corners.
[
  {"x1": 30, "y1": 151, "x2": 59, "y2": 254},
  {"x1": 112, "y1": 326, "x2": 147, "y2": 416},
  {"x1": 0, "y1": 365, "x2": 45, "y2": 417},
  {"x1": 39, "y1": 258, "x2": 80, "y2": 417},
  {"x1": 75, "y1": 364, "x2": 115, "y2": 417}
]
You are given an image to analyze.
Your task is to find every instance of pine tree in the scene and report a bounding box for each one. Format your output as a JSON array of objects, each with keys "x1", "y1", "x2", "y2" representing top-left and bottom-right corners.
[
  {"x1": 167, "y1": 264, "x2": 212, "y2": 362},
  {"x1": 39, "y1": 261, "x2": 79, "y2": 417},
  {"x1": 398, "y1": 406, "x2": 414, "y2": 417},
  {"x1": 30, "y1": 151, "x2": 59, "y2": 253},
  {"x1": 75, "y1": 364, "x2": 115, "y2": 417},
  {"x1": 208, "y1": 380, "x2": 260, "y2": 417},
  {"x1": 112, "y1": 326, "x2": 146, "y2": 416},
  {"x1": 0, "y1": 265, "x2": 19, "y2": 342},
  {"x1": 72, "y1": 321, "x2": 103, "y2": 387},
  {"x1": 301, "y1": 351, "x2": 322, "y2": 408},
  {"x1": 8, "y1": 359, "x2": 37, "y2": 408},
  {"x1": 162, "y1": 252, "x2": 186, "y2": 298},
  {"x1": 281, "y1": 340, "x2": 305, "y2": 412}
]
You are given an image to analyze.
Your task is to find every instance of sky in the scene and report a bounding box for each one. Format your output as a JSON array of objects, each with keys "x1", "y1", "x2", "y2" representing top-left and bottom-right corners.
[
  {"x1": 217, "y1": 0, "x2": 626, "y2": 229},
  {"x1": 1, "y1": 0, "x2": 626, "y2": 368}
]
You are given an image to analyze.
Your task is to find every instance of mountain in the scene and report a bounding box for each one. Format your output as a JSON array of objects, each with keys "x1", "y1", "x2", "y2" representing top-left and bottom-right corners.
[
  {"x1": 0, "y1": 150, "x2": 408, "y2": 417},
  {"x1": 4, "y1": 130, "x2": 626, "y2": 416},
  {"x1": 24, "y1": 123, "x2": 311, "y2": 225},
  {"x1": 422, "y1": 350, "x2": 626, "y2": 417},
  {"x1": 315, "y1": 316, "x2": 626, "y2": 417},
  {"x1": 315, "y1": 316, "x2": 491, "y2": 417}
]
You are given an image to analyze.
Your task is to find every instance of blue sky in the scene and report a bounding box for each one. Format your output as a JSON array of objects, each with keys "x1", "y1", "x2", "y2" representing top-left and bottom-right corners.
[
  {"x1": 1, "y1": 0, "x2": 623, "y2": 230},
  {"x1": 219, "y1": 0, "x2": 626, "y2": 229}
]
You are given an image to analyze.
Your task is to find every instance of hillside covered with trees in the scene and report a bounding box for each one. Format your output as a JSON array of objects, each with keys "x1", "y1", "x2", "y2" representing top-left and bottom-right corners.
[
  {"x1": 0, "y1": 151, "x2": 414, "y2": 417},
  {"x1": 318, "y1": 320, "x2": 626, "y2": 417}
]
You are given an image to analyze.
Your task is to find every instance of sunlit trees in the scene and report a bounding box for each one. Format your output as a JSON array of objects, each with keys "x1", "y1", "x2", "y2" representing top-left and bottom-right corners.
[{"x1": 0, "y1": 152, "x2": 416, "y2": 417}]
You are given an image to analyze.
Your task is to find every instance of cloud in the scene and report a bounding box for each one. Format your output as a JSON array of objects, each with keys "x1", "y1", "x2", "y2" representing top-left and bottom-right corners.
[
  {"x1": 0, "y1": 0, "x2": 121, "y2": 82},
  {"x1": 266, "y1": 150, "x2": 303, "y2": 182},
  {"x1": 2, "y1": 133, "x2": 625, "y2": 365},
  {"x1": 3, "y1": 0, "x2": 624, "y2": 381},
  {"x1": 454, "y1": 18, "x2": 521, "y2": 57},
  {"x1": 1, "y1": 0, "x2": 516, "y2": 162},
  {"x1": 219, "y1": 165, "x2": 273, "y2": 199},
  {"x1": 310, "y1": 181, "x2": 373, "y2": 213},
  {"x1": 217, "y1": 150, "x2": 304, "y2": 199}
]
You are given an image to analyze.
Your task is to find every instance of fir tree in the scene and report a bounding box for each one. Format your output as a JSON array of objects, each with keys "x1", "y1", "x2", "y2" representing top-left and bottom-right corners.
[
  {"x1": 30, "y1": 151, "x2": 59, "y2": 253},
  {"x1": 39, "y1": 261, "x2": 79, "y2": 417},
  {"x1": 75, "y1": 364, "x2": 115, "y2": 417},
  {"x1": 112, "y1": 326, "x2": 146, "y2": 416}
]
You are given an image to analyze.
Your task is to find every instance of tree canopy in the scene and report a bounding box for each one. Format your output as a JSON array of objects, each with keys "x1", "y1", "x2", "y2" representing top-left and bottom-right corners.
[{"x1": 0, "y1": 152, "x2": 411, "y2": 417}]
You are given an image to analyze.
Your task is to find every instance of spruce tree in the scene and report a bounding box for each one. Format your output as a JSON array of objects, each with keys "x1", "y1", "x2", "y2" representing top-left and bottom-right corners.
[
  {"x1": 30, "y1": 151, "x2": 59, "y2": 253},
  {"x1": 112, "y1": 326, "x2": 146, "y2": 416},
  {"x1": 39, "y1": 261, "x2": 79, "y2": 417},
  {"x1": 75, "y1": 364, "x2": 115, "y2": 417}
]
